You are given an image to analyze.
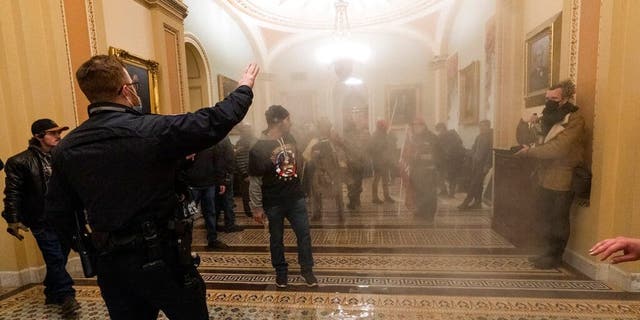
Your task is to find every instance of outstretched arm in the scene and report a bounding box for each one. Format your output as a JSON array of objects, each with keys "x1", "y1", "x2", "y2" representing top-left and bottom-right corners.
[{"x1": 589, "y1": 236, "x2": 640, "y2": 264}]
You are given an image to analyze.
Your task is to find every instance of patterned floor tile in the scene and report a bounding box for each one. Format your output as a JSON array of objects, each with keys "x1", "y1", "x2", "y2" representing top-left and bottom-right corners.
[
  {"x1": 201, "y1": 273, "x2": 612, "y2": 292},
  {"x1": 228, "y1": 212, "x2": 492, "y2": 228},
  {"x1": 198, "y1": 252, "x2": 565, "y2": 275},
  {"x1": 196, "y1": 228, "x2": 514, "y2": 248},
  {"x1": 1, "y1": 286, "x2": 639, "y2": 320}
]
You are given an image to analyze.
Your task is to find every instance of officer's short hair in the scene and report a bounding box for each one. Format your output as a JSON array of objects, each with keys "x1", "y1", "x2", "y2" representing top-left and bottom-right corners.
[{"x1": 76, "y1": 55, "x2": 128, "y2": 103}]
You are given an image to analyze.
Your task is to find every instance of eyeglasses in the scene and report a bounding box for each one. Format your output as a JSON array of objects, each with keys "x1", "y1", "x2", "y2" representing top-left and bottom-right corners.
[{"x1": 118, "y1": 81, "x2": 140, "y2": 94}]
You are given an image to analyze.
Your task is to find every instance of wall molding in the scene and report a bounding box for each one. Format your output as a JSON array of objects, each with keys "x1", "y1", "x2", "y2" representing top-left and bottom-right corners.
[
  {"x1": 59, "y1": 0, "x2": 80, "y2": 126},
  {"x1": 564, "y1": 248, "x2": 640, "y2": 292},
  {"x1": 85, "y1": 0, "x2": 98, "y2": 55},
  {"x1": 568, "y1": 0, "x2": 581, "y2": 83},
  {"x1": 0, "y1": 257, "x2": 81, "y2": 289},
  {"x1": 144, "y1": 0, "x2": 188, "y2": 21}
]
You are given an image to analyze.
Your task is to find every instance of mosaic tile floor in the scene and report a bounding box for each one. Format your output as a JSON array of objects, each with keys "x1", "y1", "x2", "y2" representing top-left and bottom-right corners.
[
  {"x1": 197, "y1": 252, "x2": 569, "y2": 275},
  {"x1": 2, "y1": 180, "x2": 640, "y2": 319},
  {"x1": 1, "y1": 286, "x2": 640, "y2": 320},
  {"x1": 197, "y1": 228, "x2": 514, "y2": 248}
]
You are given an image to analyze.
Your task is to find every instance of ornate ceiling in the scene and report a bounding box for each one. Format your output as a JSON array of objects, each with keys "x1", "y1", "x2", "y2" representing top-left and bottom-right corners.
[
  {"x1": 226, "y1": 0, "x2": 451, "y2": 30},
  {"x1": 222, "y1": 0, "x2": 457, "y2": 65}
]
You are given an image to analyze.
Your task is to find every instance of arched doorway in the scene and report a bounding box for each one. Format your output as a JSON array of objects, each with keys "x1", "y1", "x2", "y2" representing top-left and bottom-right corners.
[{"x1": 184, "y1": 37, "x2": 212, "y2": 112}]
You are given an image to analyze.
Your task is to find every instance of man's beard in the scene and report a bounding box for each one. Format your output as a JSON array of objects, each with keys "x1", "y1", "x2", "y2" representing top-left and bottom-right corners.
[{"x1": 541, "y1": 101, "x2": 578, "y2": 134}]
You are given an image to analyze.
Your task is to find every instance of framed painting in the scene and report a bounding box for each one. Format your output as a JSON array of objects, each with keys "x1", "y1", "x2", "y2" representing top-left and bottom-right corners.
[
  {"x1": 524, "y1": 13, "x2": 562, "y2": 107},
  {"x1": 108, "y1": 47, "x2": 159, "y2": 114},
  {"x1": 217, "y1": 74, "x2": 238, "y2": 100},
  {"x1": 386, "y1": 85, "x2": 420, "y2": 127},
  {"x1": 459, "y1": 61, "x2": 480, "y2": 125},
  {"x1": 217, "y1": 74, "x2": 242, "y2": 134}
]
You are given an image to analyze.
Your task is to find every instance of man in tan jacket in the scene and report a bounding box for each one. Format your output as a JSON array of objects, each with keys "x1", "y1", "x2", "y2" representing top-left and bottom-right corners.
[{"x1": 516, "y1": 79, "x2": 585, "y2": 269}]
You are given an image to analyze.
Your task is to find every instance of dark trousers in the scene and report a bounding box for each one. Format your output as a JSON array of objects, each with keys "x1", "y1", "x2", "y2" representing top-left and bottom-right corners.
[
  {"x1": 463, "y1": 167, "x2": 487, "y2": 204},
  {"x1": 372, "y1": 165, "x2": 391, "y2": 200},
  {"x1": 347, "y1": 163, "x2": 364, "y2": 206},
  {"x1": 445, "y1": 159, "x2": 463, "y2": 195},
  {"x1": 537, "y1": 187, "x2": 574, "y2": 259},
  {"x1": 215, "y1": 181, "x2": 236, "y2": 227},
  {"x1": 31, "y1": 226, "x2": 75, "y2": 302},
  {"x1": 239, "y1": 175, "x2": 252, "y2": 216},
  {"x1": 411, "y1": 170, "x2": 438, "y2": 220},
  {"x1": 264, "y1": 198, "x2": 314, "y2": 275},
  {"x1": 96, "y1": 244, "x2": 207, "y2": 320},
  {"x1": 190, "y1": 186, "x2": 217, "y2": 242}
]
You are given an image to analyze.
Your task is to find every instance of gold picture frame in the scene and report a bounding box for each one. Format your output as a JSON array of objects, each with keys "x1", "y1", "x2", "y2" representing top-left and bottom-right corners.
[
  {"x1": 217, "y1": 74, "x2": 238, "y2": 100},
  {"x1": 217, "y1": 74, "x2": 242, "y2": 135},
  {"x1": 385, "y1": 84, "x2": 420, "y2": 127},
  {"x1": 524, "y1": 13, "x2": 562, "y2": 108},
  {"x1": 109, "y1": 47, "x2": 160, "y2": 114},
  {"x1": 459, "y1": 61, "x2": 480, "y2": 125}
]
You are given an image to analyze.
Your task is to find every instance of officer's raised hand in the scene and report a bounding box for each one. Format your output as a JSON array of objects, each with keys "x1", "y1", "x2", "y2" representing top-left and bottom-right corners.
[
  {"x1": 238, "y1": 63, "x2": 260, "y2": 89},
  {"x1": 7, "y1": 222, "x2": 29, "y2": 241}
]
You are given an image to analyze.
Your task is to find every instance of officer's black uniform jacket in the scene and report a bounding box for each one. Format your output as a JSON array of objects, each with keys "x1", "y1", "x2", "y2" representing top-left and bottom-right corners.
[{"x1": 45, "y1": 85, "x2": 253, "y2": 241}]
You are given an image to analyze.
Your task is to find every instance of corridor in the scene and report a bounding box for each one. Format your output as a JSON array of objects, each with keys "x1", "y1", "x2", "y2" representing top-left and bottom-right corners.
[{"x1": 1, "y1": 180, "x2": 638, "y2": 319}]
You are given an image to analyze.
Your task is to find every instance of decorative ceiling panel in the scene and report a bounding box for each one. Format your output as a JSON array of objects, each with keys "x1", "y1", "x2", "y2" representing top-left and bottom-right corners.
[{"x1": 227, "y1": 0, "x2": 448, "y2": 30}]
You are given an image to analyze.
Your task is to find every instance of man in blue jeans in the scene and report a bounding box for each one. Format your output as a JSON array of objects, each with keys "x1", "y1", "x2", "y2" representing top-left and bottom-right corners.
[
  {"x1": 213, "y1": 136, "x2": 244, "y2": 233},
  {"x1": 2, "y1": 119, "x2": 79, "y2": 317},
  {"x1": 182, "y1": 148, "x2": 229, "y2": 249},
  {"x1": 248, "y1": 105, "x2": 317, "y2": 288}
]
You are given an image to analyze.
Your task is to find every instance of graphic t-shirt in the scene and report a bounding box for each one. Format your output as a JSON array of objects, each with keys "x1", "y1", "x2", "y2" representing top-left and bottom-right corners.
[{"x1": 248, "y1": 133, "x2": 305, "y2": 208}]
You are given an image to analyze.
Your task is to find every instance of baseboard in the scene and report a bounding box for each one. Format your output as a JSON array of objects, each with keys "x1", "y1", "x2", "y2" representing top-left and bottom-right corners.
[
  {"x1": 0, "y1": 257, "x2": 80, "y2": 288},
  {"x1": 564, "y1": 248, "x2": 640, "y2": 291}
]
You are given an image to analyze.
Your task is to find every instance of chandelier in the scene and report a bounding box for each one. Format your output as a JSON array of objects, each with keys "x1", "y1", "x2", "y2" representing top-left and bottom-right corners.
[{"x1": 315, "y1": 0, "x2": 371, "y2": 65}]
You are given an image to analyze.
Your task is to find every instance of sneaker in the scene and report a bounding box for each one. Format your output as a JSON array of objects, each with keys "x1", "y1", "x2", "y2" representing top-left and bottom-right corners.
[
  {"x1": 384, "y1": 197, "x2": 395, "y2": 203},
  {"x1": 301, "y1": 271, "x2": 318, "y2": 287},
  {"x1": 275, "y1": 273, "x2": 288, "y2": 288},
  {"x1": 207, "y1": 240, "x2": 229, "y2": 249},
  {"x1": 225, "y1": 225, "x2": 245, "y2": 233},
  {"x1": 61, "y1": 296, "x2": 81, "y2": 315}
]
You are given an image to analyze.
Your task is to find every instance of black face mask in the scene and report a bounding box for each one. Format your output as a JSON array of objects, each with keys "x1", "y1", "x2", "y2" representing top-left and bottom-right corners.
[
  {"x1": 544, "y1": 100, "x2": 560, "y2": 109},
  {"x1": 541, "y1": 100, "x2": 578, "y2": 135}
]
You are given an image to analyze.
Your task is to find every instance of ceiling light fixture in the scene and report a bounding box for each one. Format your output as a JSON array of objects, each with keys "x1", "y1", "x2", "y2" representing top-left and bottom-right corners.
[
  {"x1": 315, "y1": 0, "x2": 371, "y2": 65},
  {"x1": 344, "y1": 76, "x2": 363, "y2": 86}
]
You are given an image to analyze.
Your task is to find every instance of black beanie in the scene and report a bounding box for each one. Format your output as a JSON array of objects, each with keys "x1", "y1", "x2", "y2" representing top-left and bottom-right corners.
[{"x1": 265, "y1": 105, "x2": 290, "y2": 125}]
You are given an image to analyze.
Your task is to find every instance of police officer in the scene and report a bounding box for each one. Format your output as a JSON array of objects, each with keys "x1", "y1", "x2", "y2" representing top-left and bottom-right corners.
[
  {"x1": 45, "y1": 55, "x2": 259, "y2": 319},
  {"x1": 408, "y1": 117, "x2": 442, "y2": 223}
]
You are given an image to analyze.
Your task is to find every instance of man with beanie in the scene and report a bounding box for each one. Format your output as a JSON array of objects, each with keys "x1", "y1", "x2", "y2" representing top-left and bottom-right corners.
[
  {"x1": 249, "y1": 105, "x2": 317, "y2": 288},
  {"x1": 2, "y1": 119, "x2": 79, "y2": 317},
  {"x1": 515, "y1": 79, "x2": 585, "y2": 269}
]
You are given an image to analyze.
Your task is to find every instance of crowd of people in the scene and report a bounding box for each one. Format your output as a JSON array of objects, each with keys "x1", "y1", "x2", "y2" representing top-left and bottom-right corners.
[{"x1": 1, "y1": 54, "x2": 637, "y2": 320}]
